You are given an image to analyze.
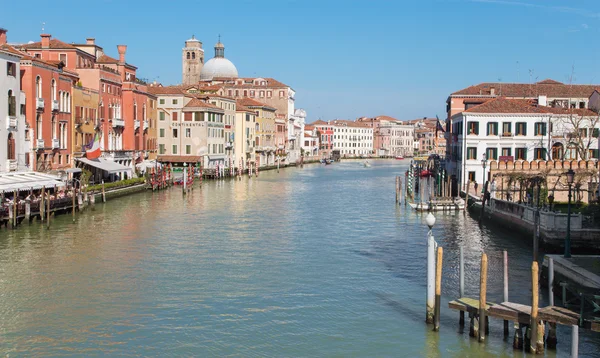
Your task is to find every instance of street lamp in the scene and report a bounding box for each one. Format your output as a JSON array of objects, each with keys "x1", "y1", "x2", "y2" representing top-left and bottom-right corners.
[
  {"x1": 481, "y1": 154, "x2": 488, "y2": 193},
  {"x1": 564, "y1": 169, "x2": 575, "y2": 258}
]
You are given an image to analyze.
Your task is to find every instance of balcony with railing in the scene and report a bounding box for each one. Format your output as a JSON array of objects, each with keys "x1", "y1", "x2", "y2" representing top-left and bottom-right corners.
[
  {"x1": 6, "y1": 159, "x2": 17, "y2": 172},
  {"x1": 36, "y1": 98, "x2": 45, "y2": 110},
  {"x1": 51, "y1": 138, "x2": 60, "y2": 149},
  {"x1": 36, "y1": 138, "x2": 45, "y2": 149},
  {"x1": 6, "y1": 116, "x2": 17, "y2": 129},
  {"x1": 112, "y1": 118, "x2": 125, "y2": 127},
  {"x1": 52, "y1": 100, "x2": 59, "y2": 112}
]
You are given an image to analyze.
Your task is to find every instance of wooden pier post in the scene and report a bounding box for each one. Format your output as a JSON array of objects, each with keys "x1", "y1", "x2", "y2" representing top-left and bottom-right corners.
[
  {"x1": 46, "y1": 193, "x2": 51, "y2": 229},
  {"x1": 395, "y1": 176, "x2": 399, "y2": 204},
  {"x1": 503, "y1": 250, "x2": 509, "y2": 337},
  {"x1": 8, "y1": 203, "x2": 14, "y2": 229},
  {"x1": 465, "y1": 181, "x2": 470, "y2": 213},
  {"x1": 399, "y1": 177, "x2": 403, "y2": 205},
  {"x1": 40, "y1": 187, "x2": 45, "y2": 222},
  {"x1": 72, "y1": 187, "x2": 76, "y2": 222},
  {"x1": 514, "y1": 323, "x2": 523, "y2": 349},
  {"x1": 530, "y1": 261, "x2": 543, "y2": 354},
  {"x1": 12, "y1": 190, "x2": 17, "y2": 228},
  {"x1": 546, "y1": 257, "x2": 557, "y2": 349},
  {"x1": 479, "y1": 253, "x2": 488, "y2": 342},
  {"x1": 459, "y1": 246, "x2": 465, "y2": 326},
  {"x1": 101, "y1": 180, "x2": 106, "y2": 203},
  {"x1": 434, "y1": 246, "x2": 443, "y2": 332}
]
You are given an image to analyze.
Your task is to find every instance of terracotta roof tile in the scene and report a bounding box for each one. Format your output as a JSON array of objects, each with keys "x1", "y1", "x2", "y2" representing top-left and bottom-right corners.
[
  {"x1": 463, "y1": 97, "x2": 597, "y2": 116},
  {"x1": 184, "y1": 97, "x2": 221, "y2": 110},
  {"x1": 236, "y1": 104, "x2": 253, "y2": 112},
  {"x1": 148, "y1": 86, "x2": 186, "y2": 95},
  {"x1": 0, "y1": 44, "x2": 24, "y2": 57},
  {"x1": 97, "y1": 55, "x2": 119, "y2": 64},
  {"x1": 452, "y1": 79, "x2": 598, "y2": 98},
  {"x1": 237, "y1": 98, "x2": 276, "y2": 110},
  {"x1": 22, "y1": 38, "x2": 77, "y2": 50}
]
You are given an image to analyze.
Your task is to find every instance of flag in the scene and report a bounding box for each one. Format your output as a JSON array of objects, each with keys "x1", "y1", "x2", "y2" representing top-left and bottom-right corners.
[
  {"x1": 435, "y1": 115, "x2": 445, "y2": 134},
  {"x1": 85, "y1": 133, "x2": 101, "y2": 159}
]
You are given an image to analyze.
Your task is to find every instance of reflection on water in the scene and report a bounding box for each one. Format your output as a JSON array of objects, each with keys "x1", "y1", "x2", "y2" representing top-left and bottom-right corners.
[{"x1": 0, "y1": 160, "x2": 597, "y2": 356}]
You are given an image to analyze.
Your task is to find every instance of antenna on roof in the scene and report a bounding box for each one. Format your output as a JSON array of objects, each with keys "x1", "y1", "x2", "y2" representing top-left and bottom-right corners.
[
  {"x1": 41, "y1": 22, "x2": 46, "y2": 32},
  {"x1": 516, "y1": 61, "x2": 520, "y2": 82},
  {"x1": 498, "y1": 78, "x2": 502, "y2": 96},
  {"x1": 218, "y1": 34, "x2": 221, "y2": 43}
]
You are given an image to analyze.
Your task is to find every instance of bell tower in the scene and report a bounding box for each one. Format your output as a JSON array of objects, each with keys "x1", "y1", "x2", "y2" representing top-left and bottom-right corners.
[{"x1": 182, "y1": 35, "x2": 204, "y2": 85}]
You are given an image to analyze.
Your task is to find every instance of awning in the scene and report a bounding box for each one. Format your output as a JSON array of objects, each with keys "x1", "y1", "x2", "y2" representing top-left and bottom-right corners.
[
  {"x1": 157, "y1": 155, "x2": 203, "y2": 163},
  {"x1": 65, "y1": 168, "x2": 82, "y2": 174},
  {"x1": 0, "y1": 171, "x2": 66, "y2": 193},
  {"x1": 76, "y1": 157, "x2": 132, "y2": 174}
]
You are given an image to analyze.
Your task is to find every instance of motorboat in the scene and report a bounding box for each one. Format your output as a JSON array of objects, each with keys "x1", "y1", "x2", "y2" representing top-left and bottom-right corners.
[
  {"x1": 395, "y1": 156, "x2": 404, "y2": 160},
  {"x1": 363, "y1": 160, "x2": 371, "y2": 168}
]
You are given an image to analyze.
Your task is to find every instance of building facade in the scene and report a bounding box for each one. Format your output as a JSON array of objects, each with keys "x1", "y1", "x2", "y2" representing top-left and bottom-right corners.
[
  {"x1": 302, "y1": 125, "x2": 319, "y2": 158},
  {"x1": 234, "y1": 103, "x2": 256, "y2": 170},
  {"x1": 448, "y1": 97, "x2": 599, "y2": 190},
  {"x1": 237, "y1": 98, "x2": 277, "y2": 167},
  {"x1": 72, "y1": 86, "x2": 99, "y2": 160},
  {"x1": 0, "y1": 31, "x2": 27, "y2": 172}
]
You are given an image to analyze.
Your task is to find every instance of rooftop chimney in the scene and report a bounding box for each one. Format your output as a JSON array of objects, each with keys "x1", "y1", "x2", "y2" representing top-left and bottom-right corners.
[
  {"x1": 117, "y1": 44, "x2": 127, "y2": 63},
  {"x1": 490, "y1": 87, "x2": 496, "y2": 96},
  {"x1": 41, "y1": 33, "x2": 51, "y2": 48},
  {"x1": 0, "y1": 28, "x2": 7, "y2": 46},
  {"x1": 538, "y1": 95, "x2": 547, "y2": 107},
  {"x1": 86, "y1": 38, "x2": 95, "y2": 45}
]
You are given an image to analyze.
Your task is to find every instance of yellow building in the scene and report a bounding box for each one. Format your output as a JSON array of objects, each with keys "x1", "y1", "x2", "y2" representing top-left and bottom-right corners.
[
  {"x1": 72, "y1": 86, "x2": 99, "y2": 161},
  {"x1": 237, "y1": 98, "x2": 276, "y2": 167},
  {"x1": 146, "y1": 96, "x2": 158, "y2": 160},
  {"x1": 235, "y1": 102, "x2": 256, "y2": 170}
]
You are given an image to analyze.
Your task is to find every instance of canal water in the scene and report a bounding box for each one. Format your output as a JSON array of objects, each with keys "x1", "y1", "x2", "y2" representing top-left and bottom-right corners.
[{"x1": 0, "y1": 160, "x2": 598, "y2": 357}]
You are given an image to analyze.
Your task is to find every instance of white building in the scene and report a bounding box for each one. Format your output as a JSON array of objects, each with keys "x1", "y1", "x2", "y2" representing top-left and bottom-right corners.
[
  {"x1": 302, "y1": 126, "x2": 319, "y2": 158},
  {"x1": 288, "y1": 108, "x2": 306, "y2": 163},
  {"x1": 331, "y1": 119, "x2": 373, "y2": 157},
  {"x1": 379, "y1": 119, "x2": 414, "y2": 157},
  {"x1": 448, "y1": 97, "x2": 600, "y2": 190},
  {"x1": 1, "y1": 38, "x2": 27, "y2": 173}
]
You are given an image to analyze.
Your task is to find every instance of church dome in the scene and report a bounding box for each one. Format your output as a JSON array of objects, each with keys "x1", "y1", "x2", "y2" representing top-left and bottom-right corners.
[
  {"x1": 199, "y1": 38, "x2": 238, "y2": 81},
  {"x1": 200, "y1": 57, "x2": 238, "y2": 80}
]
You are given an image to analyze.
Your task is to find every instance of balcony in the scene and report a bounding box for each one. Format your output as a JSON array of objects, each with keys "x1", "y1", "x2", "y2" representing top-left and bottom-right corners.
[
  {"x1": 52, "y1": 100, "x2": 59, "y2": 112},
  {"x1": 143, "y1": 120, "x2": 149, "y2": 130},
  {"x1": 36, "y1": 139, "x2": 45, "y2": 149},
  {"x1": 6, "y1": 116, "x2": 17, "y2": 129},
  {"x1": 112, "y1": 118, "x2": 125, "y2": 127},
  {"x1": 6, "y1": 159, "x2": 17, "y2": 171},
  {"x1": 134, "y1": 120, "x2": 140, "y2": 129},
  {"x1": 36, "y1": 98, "x2": 45, "y2": 110},
  {"x1": 52, "y1": 138, "x2": 60, "y2": 149}
]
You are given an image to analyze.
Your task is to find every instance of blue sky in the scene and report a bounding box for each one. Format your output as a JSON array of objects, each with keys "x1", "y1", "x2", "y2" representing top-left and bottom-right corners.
[{"x1": 2, "y1": 0, "x2": 599, "y2": 122}]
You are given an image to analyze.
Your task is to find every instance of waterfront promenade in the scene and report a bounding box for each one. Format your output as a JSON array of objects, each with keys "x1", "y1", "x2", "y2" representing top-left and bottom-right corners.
[{"x1": 0, "y1": 160, "x2": 598, "y2": 356}]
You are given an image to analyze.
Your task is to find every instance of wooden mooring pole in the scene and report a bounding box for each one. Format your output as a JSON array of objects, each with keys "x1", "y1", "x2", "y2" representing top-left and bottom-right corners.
[
  {"x1": 547, "y1": 257, "x2": 557, "y2": 349},
  {"x1": 571, "y1": 325, "x2": 579, "y2": 357},
  {"x1": 503, "y1": 250, "x2": 509, "y2": 337},
  {"x1": 101, "y1": 180, "x2": 106, "y2": 203},
  {"x1": 40, "y1": 186, "x2": 45, "y2": 222},
  {"x1": 459, "y1": 246, "x2": 465, "y2": 326},
  {"x1": 395, "y1": 176, "x2": 399, "y2": 204},
  {"x1": 530, "y1": 261, "x2": 543, "y2": 354},
  {"x1": 478, "y1": 253, "x2": 488, "y2": 342},
  {"x1": 433, "y1": 246, "x2": 443, "y2": 332},
  {"x1": 46, "y1": 193, "x2": 51, "y2": 229}
]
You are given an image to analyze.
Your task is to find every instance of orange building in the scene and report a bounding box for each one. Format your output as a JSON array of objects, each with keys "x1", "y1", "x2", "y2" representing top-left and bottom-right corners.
[
  {"x1": 22, "y1": 35, "x2": 157, "y2": 169},
  {"x1": 15, "y1": 36, "x2": 79, "y2": 171}
]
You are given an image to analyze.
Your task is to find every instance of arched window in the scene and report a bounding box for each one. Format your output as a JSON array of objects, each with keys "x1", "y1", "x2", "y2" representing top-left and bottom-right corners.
[
  {"x1": 187, "y1": 52, "x2": 190, "y2": 59},
  {"x1": 7, "y1": 133, "x2": 15, "y2": 160},
  {"x1": 36, "y1": 114, "x2": 42, "y2": 139},
  {"x1": 66, "y1": 93, "x2": 70, "y2": 112},
  {"x1": 51, "y1": 79, "x2": 56, "y2": 101},
  {"x1": 8, "y1": 89, "x2": 16, "y2": 116},
  {"x1": 36, "y1": 76, "x2": 42, "y2": 98},
  {"x1": 52, "y1": 115, "x2": 57, "y2": 139},
  {"x1": 192, "y1": 52, "x2": 196, "y2": 59}
]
